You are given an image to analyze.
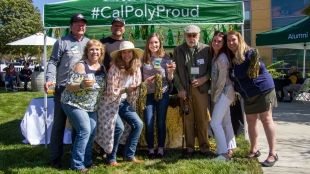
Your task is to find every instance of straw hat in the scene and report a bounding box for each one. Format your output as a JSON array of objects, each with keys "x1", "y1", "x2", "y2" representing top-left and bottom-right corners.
[{"x1": 110, "y1": 41, "x2": 144, "y2": 59}]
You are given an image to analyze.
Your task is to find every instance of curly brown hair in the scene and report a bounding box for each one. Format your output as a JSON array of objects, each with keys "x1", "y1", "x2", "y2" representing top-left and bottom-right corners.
[
  {"x1": 81, "y1": 39, "x2": 105, "y2": 63},
  {"x1": 113, "y1": 50, "x2": 141, "y2": 76}
]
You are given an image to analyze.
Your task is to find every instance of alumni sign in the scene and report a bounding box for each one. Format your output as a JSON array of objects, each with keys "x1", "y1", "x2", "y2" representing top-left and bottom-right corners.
[{"x1": 44, "y1": 0, "x2": 244, "y2": 28}]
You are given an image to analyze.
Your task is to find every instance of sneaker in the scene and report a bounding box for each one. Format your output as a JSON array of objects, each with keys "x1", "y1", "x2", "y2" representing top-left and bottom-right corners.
[
  {"x1": 12, "y1": 89, "x2": 18, "y2": 92},
  {"x1": 213, "y1": 155, "x2": 228, "y2": 161}
]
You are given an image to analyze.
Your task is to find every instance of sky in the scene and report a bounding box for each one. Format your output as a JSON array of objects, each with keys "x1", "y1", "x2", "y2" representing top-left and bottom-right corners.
[{"x1": 32, "y1": 0, "x2": 66, "y2": 17}]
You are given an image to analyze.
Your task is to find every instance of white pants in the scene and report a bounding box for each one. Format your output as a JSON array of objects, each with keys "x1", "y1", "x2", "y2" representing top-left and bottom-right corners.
[{"x1": 211, "y1": 94, "x2": 237, "y2": 154}]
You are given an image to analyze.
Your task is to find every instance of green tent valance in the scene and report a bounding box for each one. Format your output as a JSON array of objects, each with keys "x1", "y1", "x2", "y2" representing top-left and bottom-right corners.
[
  {"x1": 44, "y1": 0, "x2": 244, "y2": 28},
  {"x1": 256, "y1": 16, "x2": 310, "y2": 49}
]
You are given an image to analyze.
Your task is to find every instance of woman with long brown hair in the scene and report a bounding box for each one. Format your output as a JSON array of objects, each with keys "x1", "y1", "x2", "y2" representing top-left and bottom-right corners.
[
  {"x1": 142, "y1": 33, "x2": 176, "y2": 159},
  {"x1": 210, "y1": 31, "x2": 236, "y2": 161}
]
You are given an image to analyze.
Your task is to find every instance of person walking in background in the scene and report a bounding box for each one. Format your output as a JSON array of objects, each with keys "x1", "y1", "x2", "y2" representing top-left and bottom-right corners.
[
  {"x1": 142, "y1": 33, "x2": 176, "y2": 159},
  {"x1": 227, "y1": 30, "x2": 278, "y2": 167},
  {"x1": 5, "y1": 64, "x2": 17, "y2": 92},
  {"x1": 19, "y1": 62, "x2": 32, "y2": 91},
  {"x1": 173, "y1": 25, "x2": 213, "y2": 159},
  {"x1": 210, "y1": 31, "x2": 236, "y2": 161},
  {"x1": 96, "y1": 41, "x2": 155, "y2": 167},
  {"x1": 282, "y1": 66, "x2": 303, "y2": 102},
  {"x1": 61, "y1": 40, "x2": 106, "y2": 173},
  {"x1": 44, "y1": 13, "x2": 90, "y2": 169},
  {"x1": 100, "y1": 17, "x2": 125, "y2": 71}
]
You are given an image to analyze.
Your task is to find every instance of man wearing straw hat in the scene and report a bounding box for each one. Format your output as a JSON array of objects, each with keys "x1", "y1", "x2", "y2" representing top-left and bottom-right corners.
[
  {"x1": 44, "y1": 13, "x2": 89, "y2": 169},
  {"x1": 172, "y1": 25, "x2": 213, "y2": 159}
]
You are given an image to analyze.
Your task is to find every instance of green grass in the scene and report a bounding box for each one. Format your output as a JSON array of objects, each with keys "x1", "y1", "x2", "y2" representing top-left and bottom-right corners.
[{"x1": 0, "y1": 90, "x2": 263, "y2": 174}]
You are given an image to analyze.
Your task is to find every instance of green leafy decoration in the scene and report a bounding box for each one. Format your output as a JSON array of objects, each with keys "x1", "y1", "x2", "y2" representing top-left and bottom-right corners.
[
  {"x1": 221, "y1": 24, "x2": 227, "y2": 32},
  {"x1": 167, "y1": 29, "x2": 174, "y2": 46},
  {"x1": 150, "y1": 25, "x2": 155, "y2": 34},
  {"x1": 234, "y1": 24, "x2": 239, "y2": 31},
  {"x1": 203, "y1": 29, "x2": 211, "y2": 44},
  {"x1": 63, "y1": 28, "x2": 69, "y2": 36},
  {"x1": 134, "y1": 26, "x2": 140, "y2": 40},
  {"x1": 46, "y1": 29, "x2": 53, "y2": 37}
]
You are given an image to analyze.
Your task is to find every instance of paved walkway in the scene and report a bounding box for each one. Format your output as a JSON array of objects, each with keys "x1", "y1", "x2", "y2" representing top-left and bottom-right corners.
[{"x1": 257, "y1": 101, "x2": 310, "y2": 173}]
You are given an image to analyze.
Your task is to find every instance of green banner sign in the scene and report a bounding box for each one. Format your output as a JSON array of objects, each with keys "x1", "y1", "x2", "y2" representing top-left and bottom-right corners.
[{"x1": 44, "y1": 0, "x2": 244, "y2": 28}]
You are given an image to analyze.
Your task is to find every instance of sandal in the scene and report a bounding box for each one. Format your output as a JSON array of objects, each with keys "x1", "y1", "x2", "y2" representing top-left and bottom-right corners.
[
  {"x1": 248, "y1": 150, "x2": 261, "y2": 158},
  {"x1": 261, "y1": 153, "x2": 278, "y2": 167}
]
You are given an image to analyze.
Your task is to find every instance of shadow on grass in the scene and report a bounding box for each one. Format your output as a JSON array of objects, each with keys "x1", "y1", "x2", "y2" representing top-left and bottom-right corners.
[{"x1": 0, "y1": 119, "x2": 25, "y2": 146}]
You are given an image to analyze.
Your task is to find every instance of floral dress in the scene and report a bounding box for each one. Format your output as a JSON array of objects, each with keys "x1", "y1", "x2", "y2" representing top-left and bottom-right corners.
[
  {"x1": 61, "y1": 64, "x2": 106, "y2": 112},
  {"x1": 96, "y1": 65, "x2": 141, "y2": 154}
]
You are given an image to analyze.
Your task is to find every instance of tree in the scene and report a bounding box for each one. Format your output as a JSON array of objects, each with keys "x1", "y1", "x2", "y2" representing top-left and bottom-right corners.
[
  {"x1": 301, "y1": 2, "x2": 310, "y2": 15},
  {"x1": 0, "y1": 0, "x2": 43, "y2": 61}
]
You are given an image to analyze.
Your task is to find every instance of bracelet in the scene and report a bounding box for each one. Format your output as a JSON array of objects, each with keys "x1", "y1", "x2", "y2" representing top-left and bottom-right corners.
[
  {"x1": 125, "y1": 87, "x2": 128, "y2": 94},
  {"x1": 80, "y1": 83, "x2": 83, "y2": 89}
]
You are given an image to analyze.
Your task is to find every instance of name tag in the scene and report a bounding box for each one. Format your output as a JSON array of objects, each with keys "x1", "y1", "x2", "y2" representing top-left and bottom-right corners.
[
  {"x1": 191, "y1": 67, "x2": 199, "y2": 74},
  {"x1": 197, "y1": 59, "x2": 205, "y2": 65},
  {"x1": 153, "y1": 60, "x2": 161, "y2": 69}
]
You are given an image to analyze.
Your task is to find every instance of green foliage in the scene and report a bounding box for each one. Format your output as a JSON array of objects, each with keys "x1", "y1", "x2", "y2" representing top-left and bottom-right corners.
[
  {"x1": 0, "y1": 0, "x2": 43, "y2": 57},
  {"x1": 266, "y1": 60, "x2": 286, "y2": 78},
  {"x1": 301, "y1": 2, "x2": 310, "y2": 15},
  {"x1": 0, "y1": 91, "x2": 262, "y2": 174}
]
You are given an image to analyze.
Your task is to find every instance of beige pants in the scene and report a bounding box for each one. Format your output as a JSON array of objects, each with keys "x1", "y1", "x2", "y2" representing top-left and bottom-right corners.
[{"x1": 183, "y1": 86, "x2": 211, "y2": 153}]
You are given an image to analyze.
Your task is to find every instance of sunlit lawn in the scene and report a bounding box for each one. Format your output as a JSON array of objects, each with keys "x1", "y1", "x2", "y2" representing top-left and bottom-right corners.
[{"x1": 0, "y1": 89, "x2": 263, "y2": 174}]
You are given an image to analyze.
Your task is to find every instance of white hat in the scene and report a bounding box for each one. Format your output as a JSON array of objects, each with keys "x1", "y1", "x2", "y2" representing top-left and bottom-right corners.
[{"x1": 110, "y1": 41, "x2": 144, "y2": 59}]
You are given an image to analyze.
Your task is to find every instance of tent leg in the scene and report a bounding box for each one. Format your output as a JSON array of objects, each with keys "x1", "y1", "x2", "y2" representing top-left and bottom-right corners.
[
  {"x1": 303, "y1": 43, "x2": 306, "y2": 78},
  {"x1": 44, "y1": 29, "x2": 48, "y2": 148}
]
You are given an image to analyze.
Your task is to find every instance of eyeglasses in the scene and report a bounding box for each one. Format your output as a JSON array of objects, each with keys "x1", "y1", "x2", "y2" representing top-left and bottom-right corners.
[{"x1": 186, "y1": 34, "x2": 198, "y2": 38}]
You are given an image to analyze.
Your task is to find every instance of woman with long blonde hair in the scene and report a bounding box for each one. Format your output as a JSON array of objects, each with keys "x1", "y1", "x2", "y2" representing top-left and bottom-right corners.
[
  {"x1": 96, "y1": 41, "x2": 154, "y2": 167},
  {"x1": 227, "y1": 30, "x2": 278, "y2": 167}
]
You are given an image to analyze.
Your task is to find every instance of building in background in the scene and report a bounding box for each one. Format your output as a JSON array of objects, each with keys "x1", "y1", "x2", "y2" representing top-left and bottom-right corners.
[{"x1": 250, "y1": 0, "x2": 310, "y2": 73}]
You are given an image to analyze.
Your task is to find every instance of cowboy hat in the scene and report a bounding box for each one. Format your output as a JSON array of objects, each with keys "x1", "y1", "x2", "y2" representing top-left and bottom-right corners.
[{"x1": 110, "y1": 41, "x2": 144, "y2": 59}]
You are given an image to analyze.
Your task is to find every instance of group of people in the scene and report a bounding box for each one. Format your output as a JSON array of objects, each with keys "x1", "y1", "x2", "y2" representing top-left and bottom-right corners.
[
  {"x1": 4, "y1": 62, "x2": 32, "y2": 92},
  {"x1": 44, "y1": 13, "x2": 278, "y2": 172}
]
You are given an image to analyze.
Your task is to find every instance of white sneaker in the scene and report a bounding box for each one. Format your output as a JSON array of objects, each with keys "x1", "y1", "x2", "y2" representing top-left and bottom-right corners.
[
  {"x1": 213, "y1": 155, "x2": 228, "y2": 161},
  {"x1": 12, "y1": 89, "x2": 18, "y2": 92}
]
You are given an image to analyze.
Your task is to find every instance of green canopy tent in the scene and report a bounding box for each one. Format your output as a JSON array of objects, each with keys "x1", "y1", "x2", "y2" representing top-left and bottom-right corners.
[
  {"x1": 41, "y1": 0, "x2": 245, "y2": 147},
  {"x1": 256, "y1": 16, "x2": 310, "y2": 77}
]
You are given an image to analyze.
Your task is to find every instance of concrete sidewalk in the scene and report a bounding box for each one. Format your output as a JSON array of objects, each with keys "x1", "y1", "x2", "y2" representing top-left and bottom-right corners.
[{"x1": 257, "y1": 101, "x2": 310, "y2": 173}]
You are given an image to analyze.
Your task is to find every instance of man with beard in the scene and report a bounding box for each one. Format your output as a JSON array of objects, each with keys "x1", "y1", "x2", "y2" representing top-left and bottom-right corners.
[
  {"x1": 100, "y1": 17, "x2": 125, "y2": 71},
  {"x1": 45, "y1": 13, "x2": 90, "y2": 169},
  {"x1": 172, "y1": 25, "x2": 213, "y2": 159}
]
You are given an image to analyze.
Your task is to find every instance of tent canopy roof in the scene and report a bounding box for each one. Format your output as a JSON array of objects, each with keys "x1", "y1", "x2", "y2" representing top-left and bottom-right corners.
[
  {"x1": 256, "y1": 16, "x2": 310, "y2": 49},
  {"x1": 43, "y1": 0, "x2": 244, "y2": 28}
]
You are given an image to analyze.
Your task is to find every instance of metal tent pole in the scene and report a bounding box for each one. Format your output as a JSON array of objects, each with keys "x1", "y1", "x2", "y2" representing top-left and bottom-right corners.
[{"x1": 43, "y1": 28, "x2": 48, "y2": 148}]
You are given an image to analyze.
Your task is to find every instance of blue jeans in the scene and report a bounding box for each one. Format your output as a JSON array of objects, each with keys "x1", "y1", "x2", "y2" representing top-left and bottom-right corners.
[
  {"x1": 106, "y1": 101, "x2": 143, "y2": 162},
  {"x1": 19, "y1": 74, "x2": 30, "y2": 90},
  {"x1": 61, "y1": 103, "x2": 97, "y2": 170},
  {"x1": 5, "y1": 76, "x2": 15, "y2": 90},
  {"x1": 143, "y1": 91, "x2": 169, "y2": 149}
]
